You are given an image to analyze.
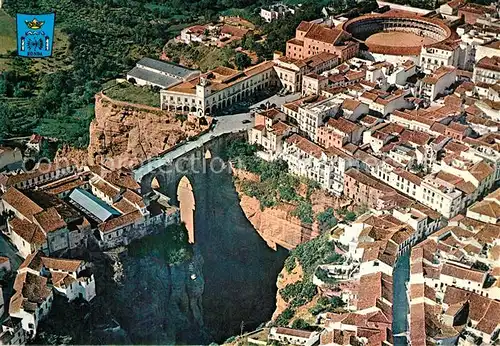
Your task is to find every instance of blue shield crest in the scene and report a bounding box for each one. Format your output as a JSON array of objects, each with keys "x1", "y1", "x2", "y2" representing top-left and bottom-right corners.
[{"x1": 16, "y1": 13, "x2": 55, "y2": 58}]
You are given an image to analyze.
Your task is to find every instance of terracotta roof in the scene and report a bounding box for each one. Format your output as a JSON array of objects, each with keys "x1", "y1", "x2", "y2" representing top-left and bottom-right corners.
[
  {"x1": 287, "y1": 38, "x2": 304, "y2": 46},
  {"x1": 10, "y1": 271, "x2": 51, "y2": 314},
  {"x1": 410, "y1": 283, "x2": 436, "y2": 301},
  {"x1": 441, "y1": 263, "x2": 486, "y2": 283},
  {"x1": 275, "y1": 327, "x2": 313, "y2": 339},
  {"x1": 345, "y1": 168, "x2": 393, "y2": 193},
  {"x1": 113, "y1": 198, "x2": 137, "y2": 214},
  {"x1": 423, "y1": 66, "x2": 456, "y2": 85},
  {"x1": 0, "y1": 162, "x2": 73, "y2": 188},
  {"x1": 33, "y1": 207, "x2": 66, "y2": 233},
  {"x1": 391, "y1": 110, "x2": 434, "y2": 127},
  {"x1": 379, "y1": 122, "x2": 405, "y2": 135},
  {"x1": 2, "y1": 187, "x2": 43, "y2": 220},
  {"x1": 220, "y1": 24, "x2": 248, "y2": 38},
  {"x1": 394, "y1": 168, "x2": 422, "y2": 186},
  {"x1": 286, "y1": 133, "x2": 323, "y2": 159},
  {"x1": 98, "y1": 210, "x2": 143, "y2": 233},
  {"x1": 19, "y1": 251, "x2": 44, "y2": 272},
  {"x1": 325, "y1": 117, "x2": 361, "y2": 134},
  {"x1": 51, "y1": 272, "x2": 76, "y2": 289},
  {"x1": 476, "y1": 56, "x2": 500, "y2": 72},
  {"x1": 122, "y1": 189, "x2": 145, "y2": 208},
  {"x1": 271, "y1": 121, "x2": 291, "y2": 136},
  {"x1": 8, "y1": 217, "x2": 46, "y2": 246},
  {"x1": 476, "y1": 300, "x2": 500, "y2": 334},
  {"x1": 357, "y1": 272, "x2": 393, "y2": 310},
  {"x1": 469, "y1": 160, "x2": 494, "y2": 182},
  {"x1": 445, "y1": 0, "x2": 465, "y2": 9},
  {"x1": 167, "y1": 61, "x2": 275, "y2": 94},
  {"x1": 91, "y1": 179, "x2": 120, "y2": 199},
  {"x1": 359, "y1": 114, "x2": 379, "y2": 126},
  {"x1": 304, "y1": 23, "x2": 345, "y2": 45},
  {"x1": 400, "y1": 129, "x2": 431, "y2": 146},
  {"x1": 427, "y1": 39, "x2": 461, "y2": 51},
  {"x1": 469, "y1": 199, "x2": 500, "y2": 219},
  {"x1": 41, "y1": 257, "x2": 82, "y2": 272},
  {"x1": 466, "y1": 114, "x2": 497, "y2": 126},
  {"x1": 296, "y1": 21, "x2": 313, "y2": 32},
  {"x1": 459, "y1": 3, "x2": 497, "y2": 15},
  {"x1": 342, "y1": 98, "x2": 362, "y2": 111}
]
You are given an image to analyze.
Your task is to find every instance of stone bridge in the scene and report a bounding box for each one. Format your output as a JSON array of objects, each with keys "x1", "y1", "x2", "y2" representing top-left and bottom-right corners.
[{"x1": 132, "y1": 119, "x2": 250, "y2": 243}]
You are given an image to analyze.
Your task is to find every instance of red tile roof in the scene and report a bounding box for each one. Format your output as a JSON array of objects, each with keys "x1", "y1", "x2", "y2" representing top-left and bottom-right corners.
[
  {"x1": 286, "y1": 133, "x2": 324, "y2": 159},
  {"x1": 476, "y1": 56, "x2": 500, "y2": 73},
  {"x1": 2, "y1": 187, "x2": 43, "y2": 220},
  {"x1": 441, "y1": 263, "x2": 486, "y2": 283}
]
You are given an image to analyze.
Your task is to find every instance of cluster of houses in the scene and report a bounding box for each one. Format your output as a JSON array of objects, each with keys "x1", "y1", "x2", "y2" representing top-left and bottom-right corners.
[
  {"x1": 408, "y1": 190, "x2": 500, "y2": 345},
  {"x1": 0, "y1": 162, "x2": 179, "y2": 342},
  {"x1": 0, "y1": 0, "x2": 498, "y2": 344},
  {"x1": 239, "y1": 1, "x2": 500, "y2": 345},
  {"x1": 176, "y1": 16, "x2": 254, "y2": 48}
]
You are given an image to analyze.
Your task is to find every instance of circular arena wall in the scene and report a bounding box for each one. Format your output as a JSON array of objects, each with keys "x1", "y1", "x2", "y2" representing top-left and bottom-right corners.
[{"x1": 343, "y1": 13, "x2": 452, "y2": 56}]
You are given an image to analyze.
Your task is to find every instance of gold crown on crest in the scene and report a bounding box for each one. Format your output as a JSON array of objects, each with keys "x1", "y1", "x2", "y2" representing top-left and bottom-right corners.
[{"x1": 25, "y1": 18, "x2": 45, "y2": 30}]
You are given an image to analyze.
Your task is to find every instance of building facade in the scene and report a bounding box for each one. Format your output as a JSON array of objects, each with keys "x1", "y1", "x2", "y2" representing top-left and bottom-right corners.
[{"x1": 160, "y1": 61, "x2": 278, "y2": 116}]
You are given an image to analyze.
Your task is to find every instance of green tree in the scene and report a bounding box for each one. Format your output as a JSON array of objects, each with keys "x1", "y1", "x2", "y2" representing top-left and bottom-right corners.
[
  {"x1": 344, "y1": 211, "x2": 357, "y2": 222},
  {"x1": 292, "y1": 201, "x2": 314, "y2": 224},
  {"x1": 329, "y1": 296, "x2": 346, "y2": 308},
  {"x1": 316, "y1": 208, "x2": 338, "y2": 229},
  {"x1": 275, "y1": 308, "x2": 295, "y2": 327},
  {"x1": 291, "y1": 318, "x2": 310, "y2": 330},
  {"x1": 235, "y1": 52, "x2": 252, "y2": 70}
]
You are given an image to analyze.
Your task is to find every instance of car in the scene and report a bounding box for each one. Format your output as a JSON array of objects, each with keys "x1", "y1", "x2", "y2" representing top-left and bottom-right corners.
[{"x1": 242, "y1": 119, "x2": 251, "y2": 124}]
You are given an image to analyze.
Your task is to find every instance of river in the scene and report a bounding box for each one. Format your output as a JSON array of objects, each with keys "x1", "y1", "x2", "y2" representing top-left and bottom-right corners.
[{"x1": 194, "y1": 166, "x2": 289, "y2": 343}]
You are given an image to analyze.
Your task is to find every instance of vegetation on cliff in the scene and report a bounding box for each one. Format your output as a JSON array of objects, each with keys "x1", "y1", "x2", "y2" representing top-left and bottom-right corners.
[
  {"x1": 309, "y1": 296, "x2": 346, "y2": 315},
  {"x1": 274, "y1": 233, "x2": 347, "y2": 326},
  {"x1": 225, "y1": 139, "x2": 317, "y2": 222}
]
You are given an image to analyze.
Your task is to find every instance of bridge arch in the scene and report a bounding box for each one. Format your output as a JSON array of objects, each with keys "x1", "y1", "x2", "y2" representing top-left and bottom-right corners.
[{"x1": 177, "y1": 175, "x2": 195, "y2": 244}]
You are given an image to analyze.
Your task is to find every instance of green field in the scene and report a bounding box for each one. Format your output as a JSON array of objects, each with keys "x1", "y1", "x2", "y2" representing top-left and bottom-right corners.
[
  {"x1": 0, "y1": 9, "x2": 16, "y2": 54},
  {"x1": 104, "y1": 81, "x2": 161, "y2": 108},
  {"x1": 0, "y1": 9, "x2": 16, "y2": 70}
]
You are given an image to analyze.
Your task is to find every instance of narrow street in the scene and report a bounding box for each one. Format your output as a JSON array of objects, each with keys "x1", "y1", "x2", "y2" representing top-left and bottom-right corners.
[{"x1": 393, "y1": 251, "x2": 410, "y2": 346}]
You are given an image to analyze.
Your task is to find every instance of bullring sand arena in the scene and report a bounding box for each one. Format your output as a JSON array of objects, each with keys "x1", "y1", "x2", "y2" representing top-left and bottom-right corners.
[
  {"x1": 343, "y1": 12, "x2": 452, "y2": 56},
  {"x1": 365, "y1": 31, "x2": 437, "y2": 48}
]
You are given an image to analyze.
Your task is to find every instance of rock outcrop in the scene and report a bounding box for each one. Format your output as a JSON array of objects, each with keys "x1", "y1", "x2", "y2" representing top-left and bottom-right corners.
[
  {"x1": 238, "y1": 194, "x2": 319, "y2": 250},
  {"x1": 233, "y1": 168, "x2": 349, "y2": 251},
  {"x1": 272, "y1": 260, "x2": 304, "y2": 319},
  {"x1": 109, "y1": 249, "x2": 209, "y2": 344},
  {"x1": 88, "y1": 93, "x2": 211, "y2": 169}
]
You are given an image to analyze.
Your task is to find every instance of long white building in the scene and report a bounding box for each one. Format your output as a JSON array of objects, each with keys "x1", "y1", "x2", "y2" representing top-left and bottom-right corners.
[{"x1": 160, "y1": 61, "x2": 278, "y2": 116}]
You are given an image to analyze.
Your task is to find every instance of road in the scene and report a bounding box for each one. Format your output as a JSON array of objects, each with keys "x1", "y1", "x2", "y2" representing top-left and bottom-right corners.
[
  {"x1": 213, "y1": 92, "x2": 301, "y2": 134},
  {"x1": 133, "y1": 93, "x2": 301, "y2": 182},
  {"x1": 393, "y1": 252, "x2": 410, "y2": 346}
]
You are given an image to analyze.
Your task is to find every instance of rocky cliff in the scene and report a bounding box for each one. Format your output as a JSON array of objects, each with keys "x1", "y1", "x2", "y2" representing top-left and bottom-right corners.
[
  {"x1": 272, "y1": 260, "x2": 304, "y2": 319},
  {"x1": 233, "y1": 168, "x2": 349, "y2": 251},
  {"x1": 35, "y1": 246, "x2": 208, "y2": 345},
  {"x1": 88, "y1": 93, "x2": 211, "y2": 169},
  {"x1": 238, "y1": 194, "x2": 318, "y2": 250},
  {"x1": 107, "y1": 249, "x2": 209, "y2": 344}
]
